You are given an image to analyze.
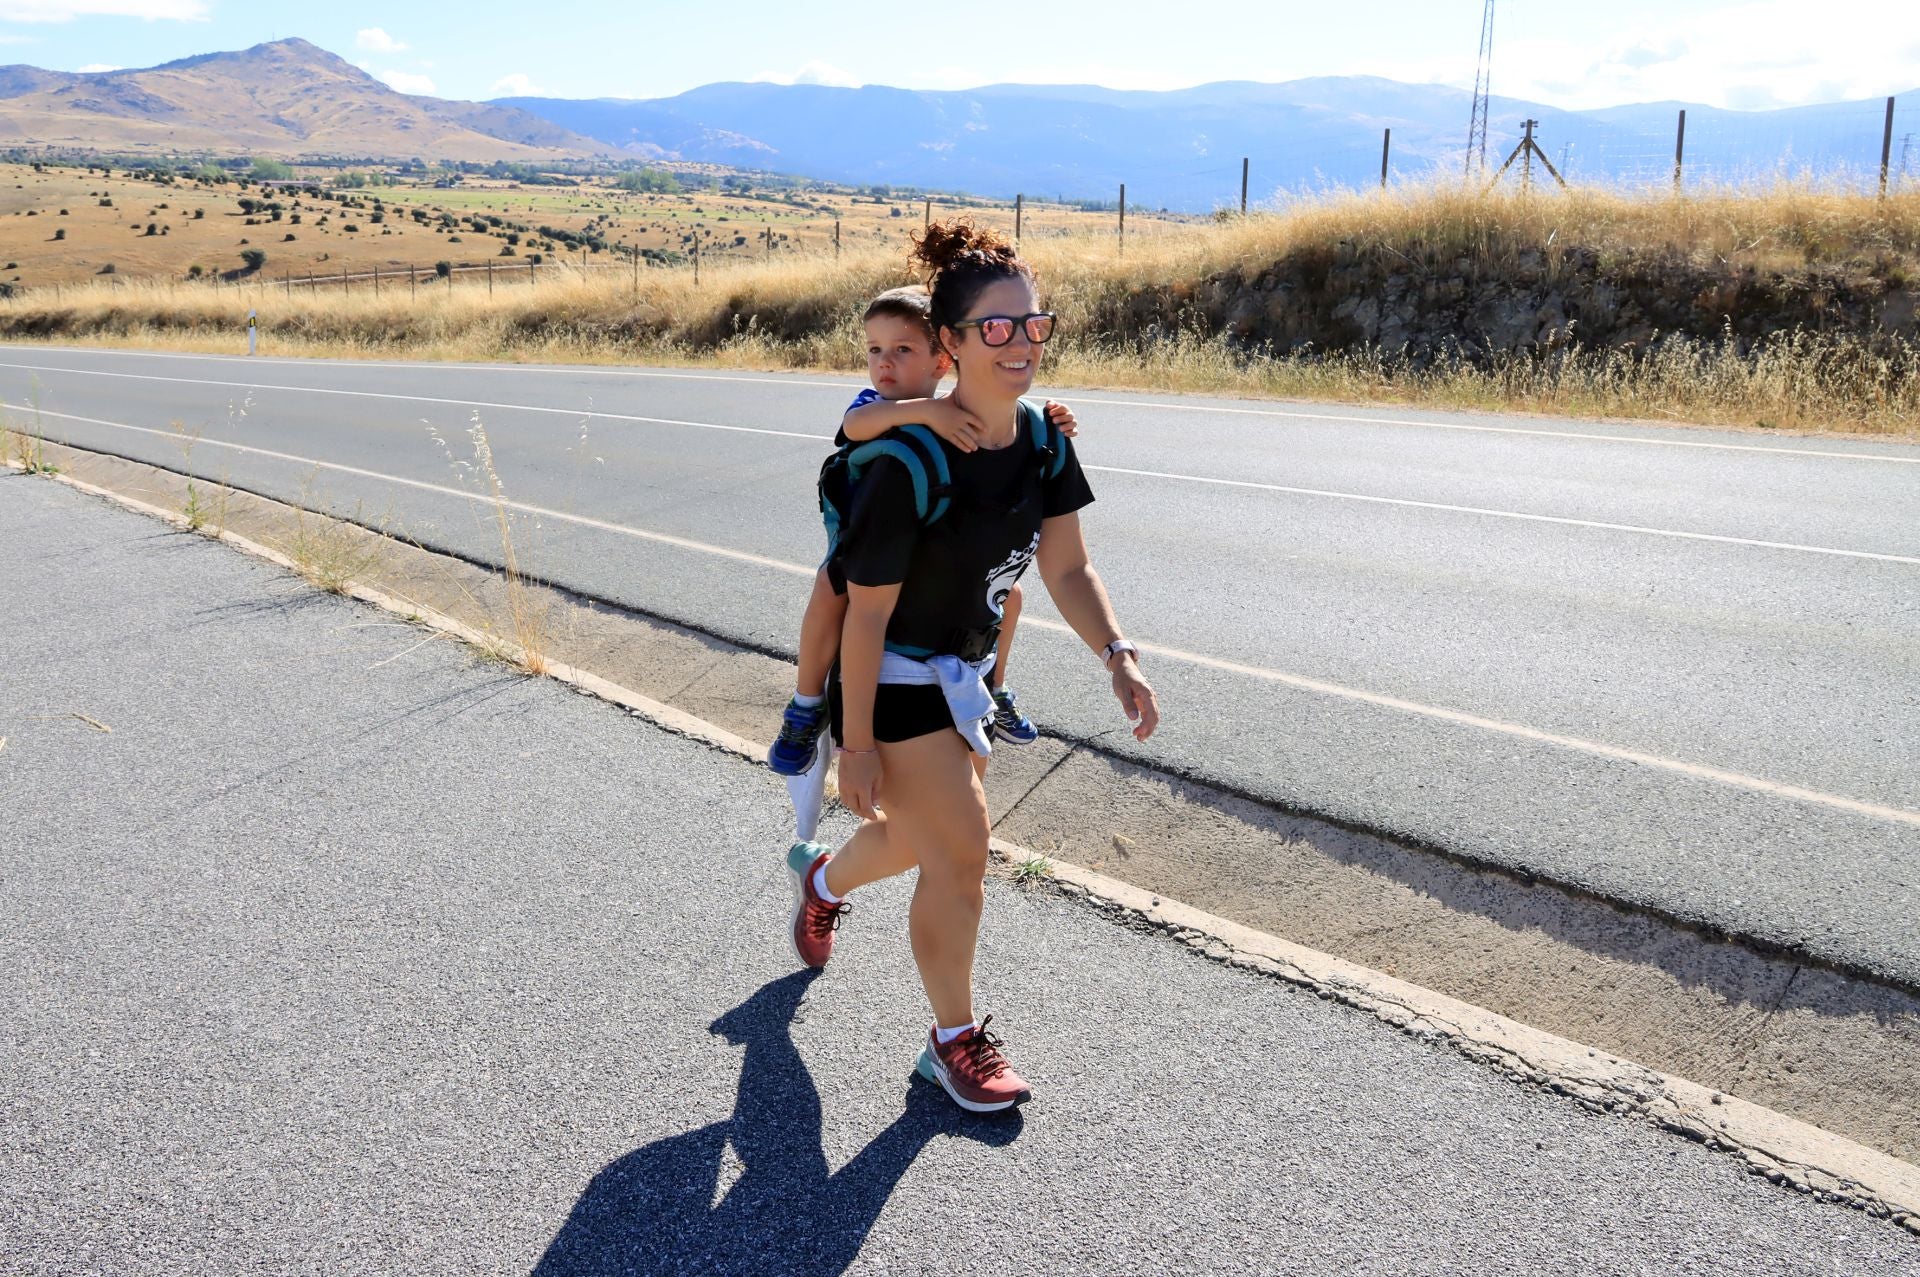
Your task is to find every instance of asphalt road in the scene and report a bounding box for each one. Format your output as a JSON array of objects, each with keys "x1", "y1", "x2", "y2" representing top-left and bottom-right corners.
[
  {"x1": 3, "y1": 471, "x2": 1913, "y2": 1275},
  {"x1": 2, "y1": 345, "x2": 1917, "y2": 990}
]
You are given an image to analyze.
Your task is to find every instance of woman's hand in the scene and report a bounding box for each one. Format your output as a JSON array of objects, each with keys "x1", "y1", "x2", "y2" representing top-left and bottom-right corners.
[
  {"x1": 1110, "y1": 656, "x2": 1159, "y2": 741},
  {"x1": 837, "y1": 749, "x2": 884, "y2": 820},
  {"x1": 1044, "y1": 399, "x2": 1079, "y2": 438},
  {"x1": 924, "y1": 399, "x2": 984, "y2": 452}
]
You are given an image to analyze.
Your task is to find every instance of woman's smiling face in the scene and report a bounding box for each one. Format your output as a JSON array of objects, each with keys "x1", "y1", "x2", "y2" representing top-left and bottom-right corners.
[{"x1": 944, "y1": 276, "x2": 1042, "y2": 397}]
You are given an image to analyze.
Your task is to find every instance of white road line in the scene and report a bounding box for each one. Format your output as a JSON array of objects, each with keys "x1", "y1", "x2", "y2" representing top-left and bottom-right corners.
[
  {"x1": 1088, "y1": 464, "x2": 1920, "y2": 566},
  {"x1": 4, "y1": 363, "x2": 1913, "y2": 565},
  {"x1": 6, "y1": 344, "x2": 1915, "y2": 465},
  {"x1": 0, "y1": 362, "x2": 826, "y2": 443},
  {"x1": 18, "y1": 406, "x2": 812, "y2": 578},
  {"x1": 19, "y1": 402, "x2": 1920, "y2": 832}
]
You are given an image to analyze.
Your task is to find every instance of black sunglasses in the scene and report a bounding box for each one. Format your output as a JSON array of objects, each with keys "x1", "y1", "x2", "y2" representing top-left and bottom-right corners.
[{"x1": 949, "y1": 311, "x2": 1057, "y2": 347}]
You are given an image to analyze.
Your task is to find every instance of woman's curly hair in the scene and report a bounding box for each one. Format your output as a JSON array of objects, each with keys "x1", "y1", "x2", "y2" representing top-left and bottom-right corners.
[{"x1": 909, "y1": 219, "x2": 1036, "y2": 352}]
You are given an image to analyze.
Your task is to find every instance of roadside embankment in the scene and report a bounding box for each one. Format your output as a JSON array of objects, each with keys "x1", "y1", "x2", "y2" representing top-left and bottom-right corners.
[{"x1": 1, "y1": 184, "x2": 1915, "y2": 436}]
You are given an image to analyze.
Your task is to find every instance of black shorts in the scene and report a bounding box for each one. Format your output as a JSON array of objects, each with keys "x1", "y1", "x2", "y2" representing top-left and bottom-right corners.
[{"x1": 827, "y1": 671, "x2": 956, "y2": 746}]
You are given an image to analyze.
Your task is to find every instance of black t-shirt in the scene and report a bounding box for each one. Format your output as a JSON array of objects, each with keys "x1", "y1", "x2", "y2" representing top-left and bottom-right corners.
[{"x1": 836, "y1": 409, "x2": 1095, "y2": 655}]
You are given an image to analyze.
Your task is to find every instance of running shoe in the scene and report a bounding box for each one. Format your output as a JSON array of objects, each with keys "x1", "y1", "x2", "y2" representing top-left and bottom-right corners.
[
  {"x1": 788, "y1": 841, "x2": 850, "y2": 969},
  {"x1": 990, "y1": 687, "x2": 1038, "y2": 745},
  {"x1": 767, "y1": 696, "x2": 828, "y2": 775},
  {"x1": 914, "y1": 1016, "x2": 1032, "y2": 1112}
]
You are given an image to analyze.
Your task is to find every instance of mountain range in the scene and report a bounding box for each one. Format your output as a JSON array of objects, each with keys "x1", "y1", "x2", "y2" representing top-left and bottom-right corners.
[
  {"x1": 3, "y1": 39, "x2": 1911, "y2": 210},
  {"x1": 0, "y1": 39, "x2": 598, "y2": 161}
]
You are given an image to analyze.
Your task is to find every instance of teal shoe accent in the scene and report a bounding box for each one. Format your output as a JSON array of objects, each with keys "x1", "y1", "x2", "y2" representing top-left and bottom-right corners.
[
  {"x1": 914, "y1": 1045, "x2": 937, "y2": 1083},
  {"x1": 787, "y1": 840, "x2": 827, "y2": 875}
]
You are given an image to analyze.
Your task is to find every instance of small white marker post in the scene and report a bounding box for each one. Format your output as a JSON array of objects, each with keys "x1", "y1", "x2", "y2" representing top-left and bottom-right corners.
[{"x1": 246, "y1": 308, "x2": 258, "y2": 357}]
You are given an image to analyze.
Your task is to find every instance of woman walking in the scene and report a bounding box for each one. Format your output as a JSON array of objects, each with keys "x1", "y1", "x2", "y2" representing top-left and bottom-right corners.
[{"x1": 786, "y1": 221, "x2": 1160, "y2": 1112}]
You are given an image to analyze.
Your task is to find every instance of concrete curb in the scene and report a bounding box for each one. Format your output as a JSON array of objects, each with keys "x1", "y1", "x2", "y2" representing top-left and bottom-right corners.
[{"x1": 12, "y1": 458, "x2": 1919, "y2": 1237}]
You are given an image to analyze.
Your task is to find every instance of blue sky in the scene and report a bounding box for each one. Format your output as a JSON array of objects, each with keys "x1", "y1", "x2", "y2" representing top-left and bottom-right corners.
[{"x1": 3, "y1": 0, "x2": 1914, "y2": 110}]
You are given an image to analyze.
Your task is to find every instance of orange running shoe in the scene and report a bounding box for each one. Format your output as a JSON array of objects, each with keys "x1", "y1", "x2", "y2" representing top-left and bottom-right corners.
[{"x1": 915, "y1": 1016, "x2": 1032, "y2": 1112}]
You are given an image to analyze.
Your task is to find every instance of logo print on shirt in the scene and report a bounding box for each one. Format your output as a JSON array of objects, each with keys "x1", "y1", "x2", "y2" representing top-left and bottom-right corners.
[{"x1": 984, "y1": 532, "x2": 1040, "y2": 621}]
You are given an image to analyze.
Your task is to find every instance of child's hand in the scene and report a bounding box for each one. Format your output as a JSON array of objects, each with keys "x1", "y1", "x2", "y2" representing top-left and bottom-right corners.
[
  {"x1": 1045, "y1": 399, "x2": 1079, "y2": 438},
  {"x1": 924, "y1": 398, "x2": 984, "y2": 453}
]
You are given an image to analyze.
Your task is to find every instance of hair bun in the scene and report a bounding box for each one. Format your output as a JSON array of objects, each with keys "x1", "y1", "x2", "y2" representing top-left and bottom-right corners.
[{"x1": 911, "y1": 219, "x2": 1016, "y2": 276}]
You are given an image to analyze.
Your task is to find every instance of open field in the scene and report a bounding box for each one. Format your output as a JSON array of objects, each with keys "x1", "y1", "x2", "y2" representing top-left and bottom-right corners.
[
  {"x1": 2, "y1": 167, "x2": 1914, "y2": 437},
  {"x1": 0, "y1": 161, "x2": 1160, "y2": 291}
]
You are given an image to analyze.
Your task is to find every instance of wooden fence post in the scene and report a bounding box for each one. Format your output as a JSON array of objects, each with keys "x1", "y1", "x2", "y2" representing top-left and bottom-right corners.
[
  {"x1": 1015, "y1": 194, "x2": 1023, "y2": 243},
  {"x1": 1118, "y1": 184, "x2": 1125, "y2": 257},
  {"x1": 1674, "y1": 109, "x2": 1687, "y2": 192},
  {"x1": 834, "y1": 219, "x2": 841, "y2": 259},
  {"x1": 1241, "y1": 158, "x2": 1248, "y2": 214},
  {"x1": 1381, "y1": 129, "x2": 1392, "y2": 188},
  {"x1": 487, "y1": 260, "x2": 493, "y2": 295}
]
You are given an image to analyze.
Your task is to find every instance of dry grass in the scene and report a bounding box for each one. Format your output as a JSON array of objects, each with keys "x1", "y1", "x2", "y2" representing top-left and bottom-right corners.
[
  {"x1": 425, "y1": 411, "x2": 553, "y2": 676},
  {"x1": 4, "y1": 180, "x2": 1916, "y2": 437}
]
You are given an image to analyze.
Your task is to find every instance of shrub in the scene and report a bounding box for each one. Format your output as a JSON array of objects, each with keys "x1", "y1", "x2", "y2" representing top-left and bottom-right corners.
[
  {"x1": 145, "y1": 223, "x2": 157, "y2": 236},
  {"x1": 52, "y1": 228, "x2": 65, "y2": 240},
  {"x1": 187, "y1": 264, "x2": 203, "y2": 278},
  {"x1": 343, "y1": 224, "x2": 359, "y2": 233},
  {"x1": 240, "y1": 248, "x2": 266, "y2": 271},
  {"x1": 193, "y1": 208, "x2": 205, "y2": 219},
  {"x1": 283, "y1": 233, "x2": 296, "y2": 241},
  {"x1": 434, "y1": 260, "x2": 452, "y2": 277},
  {"x1": 97, "y1": 263, "x2": 115, "y2": 274},
  {"x1": 98, "y1": 197, "x2": 113, "y2": 207}
]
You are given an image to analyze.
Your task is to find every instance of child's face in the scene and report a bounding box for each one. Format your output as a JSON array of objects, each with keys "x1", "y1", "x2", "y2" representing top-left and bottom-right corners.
[{"x1": 864, "y1": 314, "x2": 948, "y2": 400}]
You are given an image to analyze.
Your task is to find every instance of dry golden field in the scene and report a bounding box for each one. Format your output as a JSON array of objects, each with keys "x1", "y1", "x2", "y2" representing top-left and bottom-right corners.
[
  {"x1": 3, "y1": 166, "x2": 1914, "y2": 437},
  {"x1": 0, "y1": 161, "x2": 1158, "y2": 291}
]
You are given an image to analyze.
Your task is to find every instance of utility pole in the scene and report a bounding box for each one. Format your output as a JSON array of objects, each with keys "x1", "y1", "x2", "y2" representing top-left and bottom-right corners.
[
  {"x1": 1488, "y1": 119, "x2": 1567, "y2": 191},
  {"x1": 1465, "y1": 0, "x2": 1496, "y2": 177}
]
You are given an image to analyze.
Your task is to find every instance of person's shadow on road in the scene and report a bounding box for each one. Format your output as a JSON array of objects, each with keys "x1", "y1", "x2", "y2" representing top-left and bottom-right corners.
[{"x1": 531, "y1": 970, "x2": 1022, "y2": 1277}]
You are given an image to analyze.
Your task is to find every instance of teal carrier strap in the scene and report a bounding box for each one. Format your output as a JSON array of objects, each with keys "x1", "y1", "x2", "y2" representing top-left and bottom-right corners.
[{"x1": 843, "y1": 424, "x2": 953, "y2": 525}]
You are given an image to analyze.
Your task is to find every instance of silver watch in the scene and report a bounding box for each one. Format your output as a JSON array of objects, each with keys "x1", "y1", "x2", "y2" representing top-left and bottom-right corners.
[{"x1": 1102, "y1": 638, "x2": 1139, "y2": 668}]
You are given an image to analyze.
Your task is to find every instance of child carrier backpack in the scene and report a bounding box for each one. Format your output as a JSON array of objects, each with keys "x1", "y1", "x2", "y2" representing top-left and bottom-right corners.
[{"x1": 817, "y1": 399, "x2": 1066, "y2": 551}]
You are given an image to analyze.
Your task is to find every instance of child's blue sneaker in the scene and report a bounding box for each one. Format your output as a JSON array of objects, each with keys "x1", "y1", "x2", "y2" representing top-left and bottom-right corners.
[
  {"x1": 768, "y1": 696, "x2": 828, "y2": 775},
  {"x1": 990, "y1": 687, "x2": 1038, "y2": 745}
]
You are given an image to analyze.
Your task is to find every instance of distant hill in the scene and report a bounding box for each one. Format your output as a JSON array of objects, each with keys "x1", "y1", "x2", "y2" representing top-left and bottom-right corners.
[
  {"x1": 500, "y1": 78, "x2": 1920, "y2": 210},
  {"x1": 0, "y1": 39, "x2": 603, "y2": 162}
]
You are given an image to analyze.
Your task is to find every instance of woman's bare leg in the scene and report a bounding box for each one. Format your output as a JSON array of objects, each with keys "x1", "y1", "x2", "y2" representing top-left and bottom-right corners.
[
  {"x1": 795, "y1": 569, "x2": 847, "y2": 699},
  {"x1": 990, "y1": 582, "x2": 1023, "y2": 692},
  {"x1": 858, "y1": 730, "x2": 990, "y2": 1029}
]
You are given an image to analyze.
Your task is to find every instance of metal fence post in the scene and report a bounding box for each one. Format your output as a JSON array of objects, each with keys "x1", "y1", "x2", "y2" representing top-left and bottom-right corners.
[
  {"x1": 1380, "y1": 129, "x2": 1392, "y2": 189},
  {"x1": 1882, "y1": 96, "x2": 1897, "y2": 198},
  {"x1": 1674, "y1": 109, "x2": 1687, "y2": 192}
]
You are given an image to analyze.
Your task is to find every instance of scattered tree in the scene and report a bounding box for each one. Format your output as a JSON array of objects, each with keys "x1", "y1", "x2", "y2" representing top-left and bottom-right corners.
[{"x1": 240, "y1": 248, "x2": 266, "y2": 271}]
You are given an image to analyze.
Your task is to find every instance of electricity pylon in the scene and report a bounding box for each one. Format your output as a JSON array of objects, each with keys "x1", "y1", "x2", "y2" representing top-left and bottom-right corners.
[{"x1": 1465, "y1": 0, "x2": 1496, "y2": 176}]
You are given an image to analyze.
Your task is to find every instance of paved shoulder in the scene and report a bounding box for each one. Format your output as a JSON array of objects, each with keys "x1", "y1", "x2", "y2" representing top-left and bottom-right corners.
[{"x1": 1, "y1": 471, "x2": 1908, "y2": 1275}]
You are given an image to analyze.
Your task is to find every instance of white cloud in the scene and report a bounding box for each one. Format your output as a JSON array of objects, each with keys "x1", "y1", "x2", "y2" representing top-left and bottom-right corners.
[
  {"x1": 489, "y1": 72, "x2": 548, "y2": 97},
  {"x1": 1362, "y1": 0, "x2": 1917, "y2": 110},
  {"x1": 354, "y1": 27, "x2": 407, "y2": 55},
  {"x1": 76, "y1": 63, "x2": 122, "y2": 73},
  {"x1": 753, "y1": 59, "x2": 860, "y2": 89},
  {"x1": 374, "y1": 68, "x2": 437, "y2": 96},
  {"x1": 0, "y1": 0, "x2": 206, "y2": 19}
]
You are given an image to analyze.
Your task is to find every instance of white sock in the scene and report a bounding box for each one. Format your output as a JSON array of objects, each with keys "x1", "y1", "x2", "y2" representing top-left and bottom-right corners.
[
  {"x1": 811, "y1": 862, "x2": 842, "y2": 904},
  {"x1": 793, "y1": 691, "x2": 825, "y2": 708},
  {"x1": 935, "y1": 1021, "x2": 976, "y2": 1045}
]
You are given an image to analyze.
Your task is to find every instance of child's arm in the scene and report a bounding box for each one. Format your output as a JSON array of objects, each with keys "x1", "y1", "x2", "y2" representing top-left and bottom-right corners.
[
  {"x1": 843, "y1": 396, "x2": 984, "y2": 452},
  {"x1": 1044, "y1": 399, "x2": 1079, "y2": 438}
]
